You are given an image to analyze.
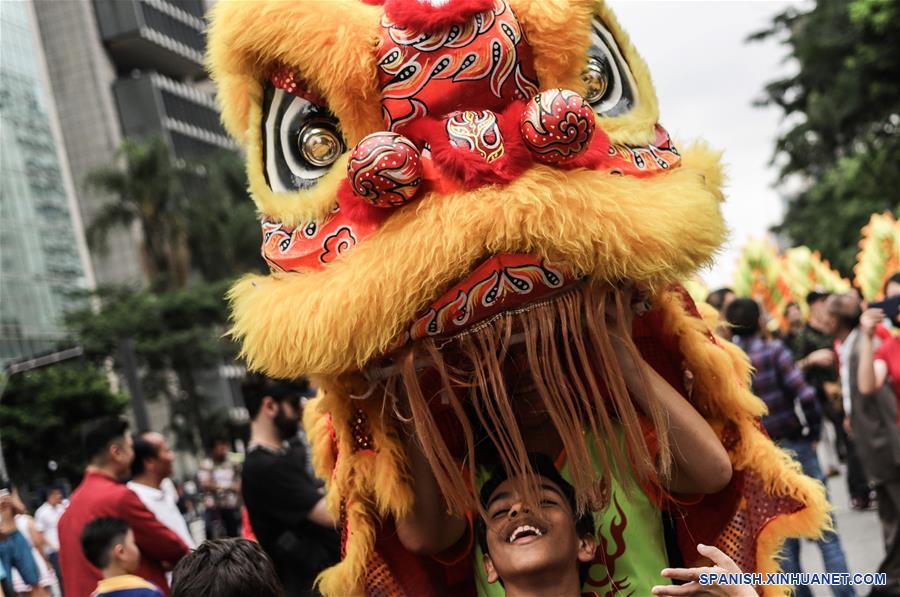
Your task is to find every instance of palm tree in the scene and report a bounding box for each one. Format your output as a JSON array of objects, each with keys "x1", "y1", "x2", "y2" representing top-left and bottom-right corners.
[
  {"x1": 186, "y1": 150, "x2": 266, "y2": 281},
  {"x1": 85, "y1": 137, "x2": 192, "y2": 289}
]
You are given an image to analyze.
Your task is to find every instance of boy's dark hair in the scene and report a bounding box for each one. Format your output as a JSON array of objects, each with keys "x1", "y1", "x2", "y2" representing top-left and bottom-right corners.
[
  {"x1": 81, "y1": 517, "x2": 129, "y2": 569},
  {"x1": 171, "y1": 538, "x2": 285, "y2": 597},
  {"x1": 806, "y1": 290, "x2": 829, "y2": 307},
  {"x1": 885, "y1": 272, "x2": 900, "y2": 294},
  {"x1": 131, "y1": 434, "x2": 159, "y2": 478},
  {"x1": 706, "y1": 287, "x2": 734, "y2": 311},
  {"x1": 205, "y1": 434, "x2": 229, "y2": 452},
  {"x1": 39, "y1": 485, "x2": 64, "y2": 502},
  {"x1": 241, "y1": 373, "x2": 308, "y2": 420},
  {"x1": 832, "y1": 293, "x2": 862, "y2": 330},
  {"x1": 83, "y1": 417, "x2": 129, "y2": 463},
  {"x1": 725, "y1": 298, "x2": 761, "y2": 338},
  {"x1": 476, "y1": 454, "x2": 595, "y2": 585}
]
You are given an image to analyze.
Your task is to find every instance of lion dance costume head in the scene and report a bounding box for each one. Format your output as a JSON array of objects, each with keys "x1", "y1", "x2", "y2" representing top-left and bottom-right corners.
[{"x1": 208, "y1": 1, "x2": 828, "y2": 594}]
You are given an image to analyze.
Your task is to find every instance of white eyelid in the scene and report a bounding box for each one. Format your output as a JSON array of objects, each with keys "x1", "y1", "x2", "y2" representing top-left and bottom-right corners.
[
  {"x1": 265, "y1": 88, "x2": 288, "y2": 193},
  {"x1": 588, "y1": 19, "x2": 638, "y2": 115}
]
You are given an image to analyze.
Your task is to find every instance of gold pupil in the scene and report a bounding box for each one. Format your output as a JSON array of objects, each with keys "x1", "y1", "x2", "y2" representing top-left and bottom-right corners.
[
  {"x1": 582, "y1": 59, "x2": 609, "y2": 104},
  {"x1": 300, "y1": 126, "x2": 341, "y2": 167}
]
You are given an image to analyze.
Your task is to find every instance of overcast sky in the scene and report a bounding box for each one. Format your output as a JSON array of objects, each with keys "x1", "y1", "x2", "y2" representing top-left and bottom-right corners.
[{"x1": 607, "y1": 0, "x2": 801, "y2": 289}]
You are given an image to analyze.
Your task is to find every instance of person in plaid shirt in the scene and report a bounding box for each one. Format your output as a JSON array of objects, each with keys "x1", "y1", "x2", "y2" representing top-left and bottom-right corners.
[
  {"x1": 726, "y1": 298, "x2": 854, "y2": 597},
  {"x1": 729, "y1": 312, "x2": 822, "y2": 443}
]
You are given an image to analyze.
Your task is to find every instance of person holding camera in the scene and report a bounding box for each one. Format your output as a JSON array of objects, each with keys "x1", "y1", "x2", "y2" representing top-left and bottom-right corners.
[{"x1": 850, "y1": 278, "x2": 900, "y2": 596}]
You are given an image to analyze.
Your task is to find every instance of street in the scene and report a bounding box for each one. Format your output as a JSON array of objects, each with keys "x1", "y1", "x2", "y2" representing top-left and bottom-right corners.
[{"x1": 799, "y1": 462, "x2": 883, "y2": 596}]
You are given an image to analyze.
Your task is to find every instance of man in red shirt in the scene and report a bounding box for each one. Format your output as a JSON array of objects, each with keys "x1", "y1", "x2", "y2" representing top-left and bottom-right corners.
[{"x1": 58, "y1": 418, "x2": 189, "y2": 596}]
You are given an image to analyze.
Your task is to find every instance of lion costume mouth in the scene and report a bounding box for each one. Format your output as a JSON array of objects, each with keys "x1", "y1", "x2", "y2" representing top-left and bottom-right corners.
[
  {"x1": 231, "y1": 140, "x2": 726, "y2": 377},
  {"x1": 229, "y1": 144, "x2": 724, "y2": 378}
]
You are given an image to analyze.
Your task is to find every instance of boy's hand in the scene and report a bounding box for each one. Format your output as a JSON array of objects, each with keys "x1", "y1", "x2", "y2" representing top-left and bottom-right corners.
[
  {"x1": 804, "y1": 348, "x2": 834, "y2": 368},
  {"x1": 604, "y1": 285, "x2": 643, "y2": 379},
  {"x1": 860, "y1": 308, "x2": 885, "y2": 338},
  {"x1": 823, "y1": 381, "x2": 842, "y2": 401},
  {"x1": 651, "y1": 544, "x2": 757, "y2": 596}
]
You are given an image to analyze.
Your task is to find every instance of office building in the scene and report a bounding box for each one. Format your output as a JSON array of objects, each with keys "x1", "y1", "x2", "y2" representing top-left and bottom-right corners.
[
  {"x1": 0, "y1": 1, "x2": 95, "y2": 363},
  {"x1": 32, "y1": 0, "x2": 236, "y2": 287}
]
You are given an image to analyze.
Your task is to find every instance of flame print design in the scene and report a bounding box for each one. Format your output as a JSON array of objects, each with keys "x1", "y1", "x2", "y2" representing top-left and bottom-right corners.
[
  {"x1": 587, "y1": 493, "x2": 634, "y2": 597},
  {"x1": 260, "y1": 201, "x2": 387, "y2": 272},
  {"x1": 408, "y1": 255, "x2": 572, "y2": 341},
  {"x1": 377, "y1": 0, "x2": 539, "y2": 132},
  {"x1": 446, "y1": 110, "x2": 504, "y2": 162},
  {"x1": 607, "y1": 125, "x2": 681, "y2": 177}
]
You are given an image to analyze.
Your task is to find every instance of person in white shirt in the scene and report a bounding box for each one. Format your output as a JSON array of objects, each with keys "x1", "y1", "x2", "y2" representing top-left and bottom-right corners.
[
  {"x1": 127, "y1": 432, "x2": 197, "y2": 553},
  {"x1": 12, "y1": 512, "x2": 58, "y2": 596},
  {"x1": 33, "y1": 487, "x2": 66, "y2": 589}
]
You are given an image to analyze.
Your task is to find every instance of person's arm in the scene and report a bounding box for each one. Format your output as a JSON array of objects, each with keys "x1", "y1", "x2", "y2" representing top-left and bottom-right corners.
[
  {"x1": 796, "y1": 348, "x2": 834, "y2": 371},
  {"x1": 306, "y1": 497, "x2": 333, "y2": 527},
  {"x1": 395, "y1": 426, "x2": 468, "y2": 555},
  {"x1": 858, "y1": 308, "x2": 889, "y2": 394},
  {"x1": 607, "y1": 294, "x2": 732, "y2": 495},
  {"x1": 120, "y1": 489, "x2": 190, "y2": 566},
  {"x1": 0, "y1": 491, "x2": 27, "y2": 536},
  {"x1": 244, "y1": 454, "x2": 334, "y2": 529},
  {"x1": 616, "y1": 350, "x2": 733, "y2": 494}
]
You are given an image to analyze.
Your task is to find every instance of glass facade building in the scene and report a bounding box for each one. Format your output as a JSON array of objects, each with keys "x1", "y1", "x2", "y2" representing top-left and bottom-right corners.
[
  {"x1": 31, "y1": 0, "x2": 236, "y2": 287},
  {"x1": 0, "y1": 2, "x2": 93, "y2": 363}
]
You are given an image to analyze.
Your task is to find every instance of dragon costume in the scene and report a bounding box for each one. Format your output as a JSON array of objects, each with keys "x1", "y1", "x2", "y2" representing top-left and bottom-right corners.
[
  {"x1": 207, "y1": 1, "x2": 829, "y2": 594},
  {"x1": 733, "y1": 240, "x2": 849, "y2": 331},
  {"x1": 855, "y1": 212, "x2": 900, "y2": 302}
]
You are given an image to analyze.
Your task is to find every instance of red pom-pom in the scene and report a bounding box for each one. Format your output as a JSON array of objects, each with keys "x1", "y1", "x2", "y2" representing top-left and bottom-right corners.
[
  {"x1": 520, "y1": 89, "x2": 595, "y2": 165},
  {"x1": 347, "y1": 132, "x2": 423, "y2": 208},
  {"x1": 383, "y1": 0, "x2": 495, "y2": 32}
]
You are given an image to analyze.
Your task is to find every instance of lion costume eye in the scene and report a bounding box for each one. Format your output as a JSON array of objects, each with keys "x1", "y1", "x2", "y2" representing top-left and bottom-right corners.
[
  {"x1": 262, "y1": 83, "x2": 345, "y2": 192},
  {"x1": 582, "y1": 18, "x2": 637, "y2": 117}
]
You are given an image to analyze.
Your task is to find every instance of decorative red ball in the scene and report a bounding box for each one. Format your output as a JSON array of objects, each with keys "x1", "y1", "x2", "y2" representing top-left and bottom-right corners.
[
  {"x1": 520, "y1": 89, "x2": 595, "y2": 165},
  {"x1": 347, "y1": 132, "x2": 422, "y2": 208}
]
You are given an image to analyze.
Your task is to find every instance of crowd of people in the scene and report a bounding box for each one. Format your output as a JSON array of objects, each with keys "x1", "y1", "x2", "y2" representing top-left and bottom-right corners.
[
  {"x1": 712, "y1": 273, "x2": 900, "y2": 596},
  {"x1": 3, "y1": 277, "x2": 899, "y2": 596},
  {"x1": 0, "y1": 374, "x2": 337, "y2": 597}
]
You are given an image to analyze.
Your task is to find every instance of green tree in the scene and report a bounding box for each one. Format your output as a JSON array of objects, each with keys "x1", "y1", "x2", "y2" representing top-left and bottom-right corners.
[
  {"x1": 0, "y1": 363, "x2": 127, "y2": 486},
  {"x1": 86, "y1": 137, "x2": 192, "y2": 289},
  {"x1": 66, "y1": 280, "x2": 238, "y2": 451},
  {"x1": 80, "y1": 137, "x2": 262, "y2": 451},
  {"x1": 86, "y1": 139, "x2": 263, "y2": 286},
  {"x1": 187, "y1": 150, "x2": 266, "y2": 280},
  {"x1": 752, "y1": 0, "x2": 900, "y2": 275}
]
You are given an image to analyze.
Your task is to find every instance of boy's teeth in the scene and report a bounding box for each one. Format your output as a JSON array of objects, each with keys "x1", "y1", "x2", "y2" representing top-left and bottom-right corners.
[{"x1": 508, "y1": 524, "x2": 543, "y2": 543}]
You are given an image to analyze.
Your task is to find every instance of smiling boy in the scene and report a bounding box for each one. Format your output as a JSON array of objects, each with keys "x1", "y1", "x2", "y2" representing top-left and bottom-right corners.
[
  {"x1": 474, "y1": 455, "x2": 755, "y2": 597},
  {"x1": 477, "y1": 455, "x2": 597, "y2": 597}
]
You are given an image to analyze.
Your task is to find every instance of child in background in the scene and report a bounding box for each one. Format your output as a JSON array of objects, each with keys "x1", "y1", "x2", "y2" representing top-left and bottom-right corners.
[
  {"x1": 170, "y1": 538, "x2": 284, "y2": 597},
  {"x1": 81, "y1": 518, "x2": 163, "y2": 597}
]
